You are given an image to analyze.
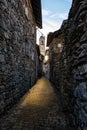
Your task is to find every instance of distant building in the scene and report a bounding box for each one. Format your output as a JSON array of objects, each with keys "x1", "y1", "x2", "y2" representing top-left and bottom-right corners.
[
  {"x1": 39, "y1": 36, "x2": 45, "y2": 56},
  {"x1": 43, "y1": 49, "x2": 50, "y2": 79}
]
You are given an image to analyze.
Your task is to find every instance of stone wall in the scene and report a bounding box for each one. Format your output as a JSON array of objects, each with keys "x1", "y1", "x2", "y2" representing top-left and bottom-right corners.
[
  {"x1": 47, "y1": 0, "x2": 87, "y2": 129},
  {"x1": 36, "y1": 44, "x2": 42, "y2": 78},
  {"x1": 0, "y1": 0, "x2": 40, "y2": 115},
  {"x1": 64, "y1": 0, "x2": 87, "y2": 129},
  {"x1": 47, "y1": 23, "x2": 66, "y2": 91}
]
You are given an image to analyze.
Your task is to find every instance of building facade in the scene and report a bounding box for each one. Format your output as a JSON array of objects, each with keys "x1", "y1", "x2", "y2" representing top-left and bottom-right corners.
[
  {"x1": 47, "y1": 22, "x2": 66, "y2": 90},
  {"x1": 0, "y1": 0, "x2": 42, "y2": 115}
]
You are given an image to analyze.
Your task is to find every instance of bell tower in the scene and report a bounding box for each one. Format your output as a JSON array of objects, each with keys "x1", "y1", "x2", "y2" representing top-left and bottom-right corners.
[{"x1": 39, "y1": 36, "x2": 45, "y2": 56}]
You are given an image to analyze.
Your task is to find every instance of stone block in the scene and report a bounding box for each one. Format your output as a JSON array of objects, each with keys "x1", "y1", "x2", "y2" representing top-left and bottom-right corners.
[{"x1": 0, "y1": 54, "x2": 5, "y2": 62}]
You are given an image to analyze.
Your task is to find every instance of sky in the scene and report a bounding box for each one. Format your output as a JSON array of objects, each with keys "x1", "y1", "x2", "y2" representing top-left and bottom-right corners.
[{"x1": 37, "y1": 0, "x2": 72, "y2": 45}]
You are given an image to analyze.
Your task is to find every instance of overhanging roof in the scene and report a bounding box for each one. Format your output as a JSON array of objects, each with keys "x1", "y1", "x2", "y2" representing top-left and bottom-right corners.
[{"x1": 31, "y1": 0, "x2": 42, "y2": 28}]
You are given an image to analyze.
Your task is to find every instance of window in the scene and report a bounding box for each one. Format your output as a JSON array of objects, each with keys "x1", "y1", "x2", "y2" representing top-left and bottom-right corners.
[
  {"x1": 23, "y1": 4, "x2": 29, "y2": 19},
  {"x1": 58, "y1": 43, "x2": 62, "y2": 48},
  {"x1": 41, "y1": 41, "x2": 44, "y2": 45}
]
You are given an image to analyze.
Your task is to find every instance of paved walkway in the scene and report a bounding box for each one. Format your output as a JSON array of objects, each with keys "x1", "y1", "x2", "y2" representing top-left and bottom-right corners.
[{"x1": 0, "y1": 77, "x2": 68, "y2": 130}]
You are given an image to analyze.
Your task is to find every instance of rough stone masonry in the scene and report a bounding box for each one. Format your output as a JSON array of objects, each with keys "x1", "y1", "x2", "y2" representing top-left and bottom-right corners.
[
  {"x1": 47, "y1": 0, "x2": 87, "y2": 129},
  {"x1": 0, "y1": 0, "x2": 42, "y2": 116},
  {"x1": 66, "y1": 0, "x2": 87, "y2": 129}
]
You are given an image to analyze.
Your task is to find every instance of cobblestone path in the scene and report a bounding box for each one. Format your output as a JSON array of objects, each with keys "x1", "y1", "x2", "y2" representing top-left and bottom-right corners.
[{"x1": 0, "y1": 77, "x2": 68, "y2": 130}]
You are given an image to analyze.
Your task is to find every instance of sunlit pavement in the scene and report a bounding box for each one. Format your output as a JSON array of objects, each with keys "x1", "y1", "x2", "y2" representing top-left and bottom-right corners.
[{"x1": 0, "y1": 77, "x2": 67, "y2": 130}]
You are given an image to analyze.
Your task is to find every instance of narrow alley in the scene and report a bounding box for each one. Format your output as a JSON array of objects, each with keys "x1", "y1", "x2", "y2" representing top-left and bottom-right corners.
[
  {"x1": 0, "y1": 0, "x2": 87, "y2": 130},
  {"x1": 0, "y1": 78, "x2": 67, "y2": 130}
]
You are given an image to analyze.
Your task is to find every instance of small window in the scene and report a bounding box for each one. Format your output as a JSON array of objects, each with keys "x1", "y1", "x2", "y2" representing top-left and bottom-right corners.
[
  {"x1": 23, "y1": 4, "x2": 29, "y2": 19},
  {"x1": 58, "y1": 43, "x2": 62, "y2": 48},
  {"x1": 41, "y1": 41, "x2": 44, "y2": 45}
]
